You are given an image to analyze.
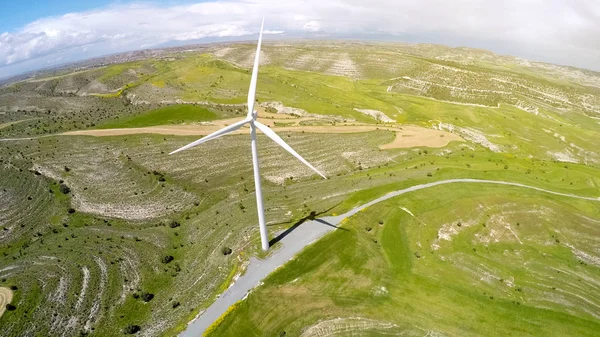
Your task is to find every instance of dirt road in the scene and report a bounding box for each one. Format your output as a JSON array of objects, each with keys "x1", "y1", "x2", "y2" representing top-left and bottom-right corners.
[{"x1": 62, "y1": 117, "x2": 462, "y2": 149}]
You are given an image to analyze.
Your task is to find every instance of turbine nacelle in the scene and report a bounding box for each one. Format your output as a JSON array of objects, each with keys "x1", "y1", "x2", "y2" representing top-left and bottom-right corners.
[{"x1": 170, "y1": 18, "x2": 327, "y2": 251}]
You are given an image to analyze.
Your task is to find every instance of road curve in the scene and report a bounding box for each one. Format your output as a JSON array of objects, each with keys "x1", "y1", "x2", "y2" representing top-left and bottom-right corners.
[
  {"x1": 180, "y1": 178, "x2": 599, "y2": 337},
  {"x1": 0, "y1": 287, "x2": 14, "y2": 319}
]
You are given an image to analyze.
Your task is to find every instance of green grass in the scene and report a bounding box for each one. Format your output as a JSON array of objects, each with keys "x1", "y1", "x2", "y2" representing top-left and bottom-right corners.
[
  {"x1": 97, "y1": 104, "x2": 219, "y2": 129},
  {"x1": 2, "y1": 41, "x2": 600, "y2": 337},
  {"x1": 208, "y1": 183, "x2": 600, "y2": 336}
]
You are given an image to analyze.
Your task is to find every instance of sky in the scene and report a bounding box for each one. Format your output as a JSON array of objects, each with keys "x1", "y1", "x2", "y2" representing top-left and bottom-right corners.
[{"x1": 1, "y1": 0, "x2": 599, "y2": 79}]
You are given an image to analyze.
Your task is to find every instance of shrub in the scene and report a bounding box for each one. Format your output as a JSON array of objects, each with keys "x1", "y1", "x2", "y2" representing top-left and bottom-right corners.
[
  {"x1": 172, "y1": 301, "x2": 180, "y2": 309},
  {"x1": 6, "y1": 303, "x2": 16, "y2": 311},
  {"x1": 169, "y1": 220, "x2": 180, "y2": 228},
  {"x1": 64, "y1": 166, "x2": 71, "y2": 172},
  {"x1": 123, "y1": 324, "x2": 141, "y2": 334},
  {"x1": 221, "y1": 247, "x2": 232, "y2": 256},
  {"x1": 68, "y1": 208, "x2": 76, "y2": 214},
  {"x1": 59, "y1": 184, "x2": 70, "y2": 194},
  {"x1": 9, "y1": 285, "x2": 18, "y2": 290},
  {"x1": 141, "y1": 292, "x2": 154, "y2": 302},
  {"x1": 161, "y1": 255, "x2": 174, "y2": 264}
]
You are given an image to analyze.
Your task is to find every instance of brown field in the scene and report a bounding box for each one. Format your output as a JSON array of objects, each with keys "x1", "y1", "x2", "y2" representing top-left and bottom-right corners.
[{"x1": 62, "y1": 116, "x2": 462, "y2": 149}]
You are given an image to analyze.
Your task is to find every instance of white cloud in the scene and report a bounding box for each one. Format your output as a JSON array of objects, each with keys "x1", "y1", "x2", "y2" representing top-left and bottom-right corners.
[
  {"x1": 303, "y1": 21, "x2": 321, "y2": 32},
  {"x1": 0, "y1": 0, "x2": 599, "y2": 78}
]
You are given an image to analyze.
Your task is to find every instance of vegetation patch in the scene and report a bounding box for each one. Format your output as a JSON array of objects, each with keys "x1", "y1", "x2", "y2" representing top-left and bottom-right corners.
[{"x1": 97, "y1": 104, "x2": 218, "y2": 129}]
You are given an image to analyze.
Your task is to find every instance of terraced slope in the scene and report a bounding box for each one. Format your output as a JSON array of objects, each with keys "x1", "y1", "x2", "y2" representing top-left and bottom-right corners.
[{"x1": 0, "y1": 41, "x2": 599, "y2": 336}]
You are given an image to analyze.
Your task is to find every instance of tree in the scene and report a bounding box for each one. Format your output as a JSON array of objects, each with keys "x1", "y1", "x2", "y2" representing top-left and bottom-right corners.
[
  {"x1": 123, "y1": 324, "x2": 141, "y2": 334},
  {"x1": 221, "y1": 247, "x2": 232, "y2": 255},
  {"x1": 141, "y1": 292, "x2": 154, "y2": 302},
  {"x1": 59, "y1": 184, "x2": 70, "y2": 194}
]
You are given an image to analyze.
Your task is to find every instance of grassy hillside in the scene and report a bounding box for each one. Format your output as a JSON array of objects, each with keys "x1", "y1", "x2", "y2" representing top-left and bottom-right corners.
[
  {"x1": 209, "y1": 183, "x2": 600, "y2": 336},
  {"x1": 0, "y1": 41, "x2": 599, "y2": 336},
  {"x1": 96, "y1": 104, "x2": 219, "y2": 129}
]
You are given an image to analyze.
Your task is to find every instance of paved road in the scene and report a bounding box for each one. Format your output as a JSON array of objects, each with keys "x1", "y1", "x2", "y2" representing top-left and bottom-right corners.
[{"x1": 180, "y1": 178, "x2": 599, "y2": 337}]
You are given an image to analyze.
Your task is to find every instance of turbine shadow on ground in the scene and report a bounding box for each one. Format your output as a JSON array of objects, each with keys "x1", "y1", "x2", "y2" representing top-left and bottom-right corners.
[{"x1": 269, "y1": 205, "x2": 345, "y2": 246}]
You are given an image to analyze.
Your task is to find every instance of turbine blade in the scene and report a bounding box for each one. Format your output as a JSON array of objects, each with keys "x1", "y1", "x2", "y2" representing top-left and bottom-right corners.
[
  {"x1": 254, "y1": 121, "x2": 327, "y2": 179},
  {"x1": 247, "y1": 18, "x2": 264, "y2": 117},
  {"x1": 169, "y1": 118, "x2": 250, "y2": 155}
]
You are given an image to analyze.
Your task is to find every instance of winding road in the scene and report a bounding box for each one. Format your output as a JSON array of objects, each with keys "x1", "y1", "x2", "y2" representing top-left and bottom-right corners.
[
  {"x1": 0, "y1": 287, "x2": 14, "y2": 319},
  {"x1": 180, "y1": 178, "x2": 600, "y2": 337}
]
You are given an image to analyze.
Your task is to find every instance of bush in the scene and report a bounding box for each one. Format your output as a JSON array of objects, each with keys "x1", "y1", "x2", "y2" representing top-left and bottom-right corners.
[
  {"x1": 141, "y1": 292, "x2": 154, "y2": 302},
  {"x1": 168, "y1": 220, "x2": 180, "y2": 228},
  {"x1": 221, "y1": 247, "x2": 232, "y2": 255},
  {"x1": 68, "y1": 208, "x2": 76, "y2": 214},
  {"x1": 59, "y1": 184, "x2": 70, "y2": 194},
  {"x1": 9, "y1": 285, "x2": 17, "y2": 290},
  {"x1": 172, "y1": 301, "x2": 180, "y2": 309},
  {"x1": 161, "y1": 255, "x2": 174, "y2": 264},
  {"x1": 123, "y1": 324, "x2": 141, "y2": 334},
  {"x1": 6, "y1": 303, "x2": 16, "y2": 311}
]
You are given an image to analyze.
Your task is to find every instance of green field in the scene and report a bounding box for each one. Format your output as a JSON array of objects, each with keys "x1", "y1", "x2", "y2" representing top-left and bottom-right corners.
[
  {"x1": 0, "y1": 40, "x2": 599, "y2": 337},
  {"x1": 96, "y1": 104, "x2": 219, "y2": 129},
  {"x1": 209, "y1": 183, "x2": 600, "y2": 336}
]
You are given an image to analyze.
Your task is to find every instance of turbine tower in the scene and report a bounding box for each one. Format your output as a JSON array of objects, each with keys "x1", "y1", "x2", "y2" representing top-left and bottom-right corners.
[{"x1": 170, "y1": 19, "x2": 327, "y2": 251}]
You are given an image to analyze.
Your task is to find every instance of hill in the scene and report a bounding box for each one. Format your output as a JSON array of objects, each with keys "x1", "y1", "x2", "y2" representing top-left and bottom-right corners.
[{"x1": 0, "y1": 41, "x2": 599, "y2": 337}]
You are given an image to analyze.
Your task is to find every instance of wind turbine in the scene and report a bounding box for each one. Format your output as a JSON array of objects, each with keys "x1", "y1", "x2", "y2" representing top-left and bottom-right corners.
[{"x1": 169, "y1": 19, "x2": 327, "y2": 251}]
